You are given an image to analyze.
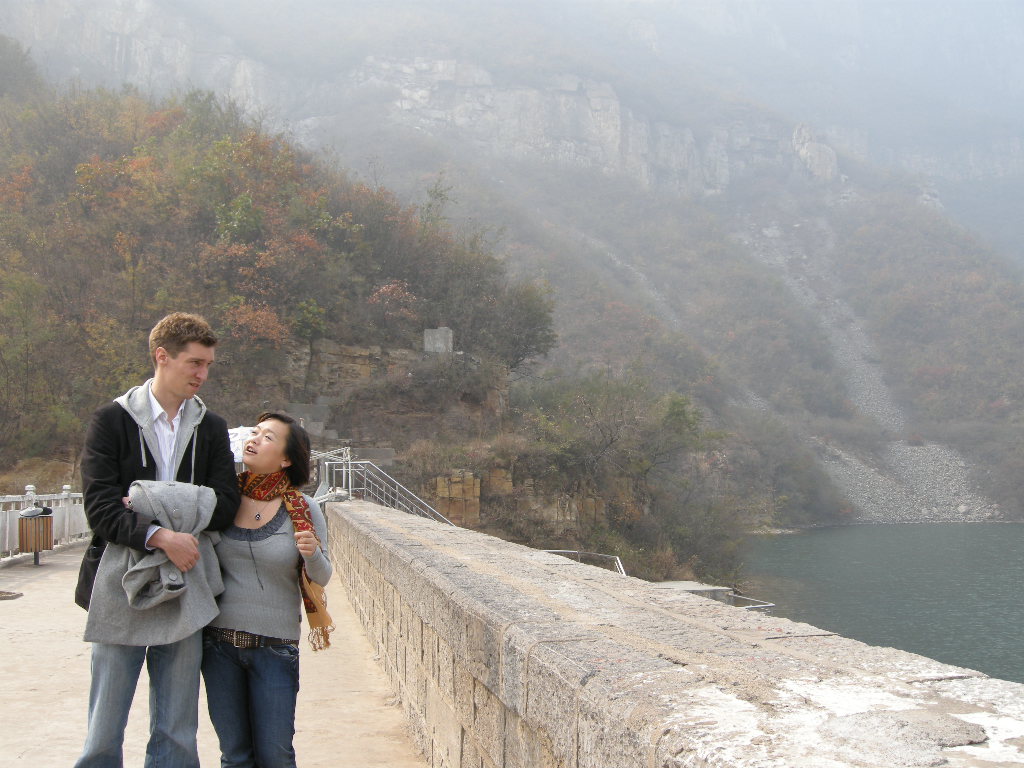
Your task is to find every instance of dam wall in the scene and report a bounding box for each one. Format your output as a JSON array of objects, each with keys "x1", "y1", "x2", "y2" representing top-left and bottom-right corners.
[{"x1": 326, "y1": 500, "x2": 1024, "y2": 767}]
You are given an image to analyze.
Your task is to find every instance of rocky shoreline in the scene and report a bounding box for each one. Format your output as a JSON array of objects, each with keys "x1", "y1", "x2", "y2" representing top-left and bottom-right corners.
[
  {"x1": 741, "y1": 217, "x2": 1004, "y2": 527},
  {"x1": 817, "y1": 439, "x2": 1001, "y2": 524}
]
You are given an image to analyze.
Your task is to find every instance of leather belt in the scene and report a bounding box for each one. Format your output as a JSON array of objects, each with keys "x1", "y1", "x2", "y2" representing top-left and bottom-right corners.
[{"x1": 205, "y1": 626, "x2": 297, "y2": 649}]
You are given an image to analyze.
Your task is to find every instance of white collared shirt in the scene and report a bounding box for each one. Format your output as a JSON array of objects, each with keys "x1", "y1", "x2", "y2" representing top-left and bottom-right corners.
[
  {"x1": 148, "y1": 384, "x2": 182, "y2": 482},
  {"x1": 144, "y1": 384, "x2": 185, "y2": 549}
]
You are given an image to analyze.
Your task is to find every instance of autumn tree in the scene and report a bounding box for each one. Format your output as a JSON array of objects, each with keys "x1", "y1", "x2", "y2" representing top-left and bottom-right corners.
[{"x1": 0, "y1": 69, "x2": 555, "y2": 460}]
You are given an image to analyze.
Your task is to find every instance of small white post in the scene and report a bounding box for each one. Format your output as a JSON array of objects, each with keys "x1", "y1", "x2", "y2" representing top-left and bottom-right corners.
[{"x1": 62, "y1": 485, "x2": 72, "y2": 540}]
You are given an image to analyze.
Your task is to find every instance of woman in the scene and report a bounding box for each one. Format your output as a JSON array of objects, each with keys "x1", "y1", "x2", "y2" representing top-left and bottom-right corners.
[{"x1": 202, "y1": 412, "x2": 332, "y2": 768}]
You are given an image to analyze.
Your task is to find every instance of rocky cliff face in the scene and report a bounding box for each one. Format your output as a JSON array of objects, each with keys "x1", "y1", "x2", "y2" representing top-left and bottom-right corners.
[
  {"x1": 337, "y1": 56, "x2": 837, "y2": 197},
  {"x1": 3, "y1": 0, "x2": 1019, "y2": 187},
  {"x1": 0, "y1": 1, "x2": 855, "y2": 199},
  {"x1": 0, "y1": 2, "x2": 818, "y2": 197},
  {"x1": 0, "y1": 0, "x2": 1013, "y2": 523},
  {"x1": 0, "y1": 0, "x2": 282, "y2": 111}
]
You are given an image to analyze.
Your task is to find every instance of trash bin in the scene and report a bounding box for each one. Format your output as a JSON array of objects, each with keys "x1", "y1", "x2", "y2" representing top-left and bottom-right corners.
[{"x1": 18, "y1": 507, "x2": 53, "y2": 565}]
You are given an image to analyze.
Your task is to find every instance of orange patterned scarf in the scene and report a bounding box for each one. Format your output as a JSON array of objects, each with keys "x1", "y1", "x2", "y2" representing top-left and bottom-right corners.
[{"x1": 239, "y1": 471, "x2": 334, "y2": 650}]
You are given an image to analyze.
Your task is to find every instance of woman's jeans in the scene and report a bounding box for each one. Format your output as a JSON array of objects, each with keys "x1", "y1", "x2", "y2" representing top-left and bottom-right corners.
[
  {"x1": 75, "y1": 632, "x2": 202, "y2": 768},
  {"x1": 201, "y1": 634, "x2": 300, "y2": 768}
]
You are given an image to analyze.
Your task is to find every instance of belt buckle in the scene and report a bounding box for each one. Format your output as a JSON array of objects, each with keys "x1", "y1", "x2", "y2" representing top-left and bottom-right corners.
[{"x1": 226, "y1": 629, "x2": 250, "y2": 649}]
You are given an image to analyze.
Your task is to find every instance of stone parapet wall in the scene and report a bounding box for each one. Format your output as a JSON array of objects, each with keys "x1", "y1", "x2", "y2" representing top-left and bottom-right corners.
[{"x1": 326, "y1": 500, "x2": 1024, "y2": 767}]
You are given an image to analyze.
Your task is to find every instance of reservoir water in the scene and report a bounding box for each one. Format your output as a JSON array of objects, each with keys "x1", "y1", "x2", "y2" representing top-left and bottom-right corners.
[{"x1": 741, "y1": 523, "x2": 1024, "y2": 684}]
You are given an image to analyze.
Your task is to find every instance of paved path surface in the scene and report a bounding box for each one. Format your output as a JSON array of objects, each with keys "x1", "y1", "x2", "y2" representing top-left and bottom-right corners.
[{"x1": 0, "y1": 544, "x2": 426, "y2": 767}]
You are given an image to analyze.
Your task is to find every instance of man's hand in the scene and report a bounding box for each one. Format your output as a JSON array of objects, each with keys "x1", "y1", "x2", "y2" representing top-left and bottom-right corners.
[{"x1": 149, "y1": 528, "x2": 200, "y2": 571}]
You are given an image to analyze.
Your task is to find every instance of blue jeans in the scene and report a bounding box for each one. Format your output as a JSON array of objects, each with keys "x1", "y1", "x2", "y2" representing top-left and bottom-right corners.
[
  {"x1": 75, "y1": 632, "x2": 202, "y2": 768},
  {"x1": 201, "y1": 633, "x2": 300, "y2": 768}
]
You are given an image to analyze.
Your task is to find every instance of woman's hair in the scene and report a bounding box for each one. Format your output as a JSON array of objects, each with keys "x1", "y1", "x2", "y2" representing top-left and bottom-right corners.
[{"x1": 256, "y1": 411, "x2": 312, "y2": 487}]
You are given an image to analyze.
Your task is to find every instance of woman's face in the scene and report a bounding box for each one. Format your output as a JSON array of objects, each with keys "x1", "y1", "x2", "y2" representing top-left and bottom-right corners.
[{"x1": 242, "y1": 419, "x2": 292, "y2": 476}]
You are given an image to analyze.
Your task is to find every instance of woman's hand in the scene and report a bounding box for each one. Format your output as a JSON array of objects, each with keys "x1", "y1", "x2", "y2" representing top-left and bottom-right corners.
[{"x1": 295, "y1": 529, "x2": 319, "y2": 558}]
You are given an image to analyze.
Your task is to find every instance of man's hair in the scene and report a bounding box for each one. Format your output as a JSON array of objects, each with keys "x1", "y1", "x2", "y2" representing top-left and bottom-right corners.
[
  {"x1": 256, "y1": 411, "x2": 312, "y2": 488},
  {"x1": 149, "y1": 313, "x2": 217, "y2": 365}
]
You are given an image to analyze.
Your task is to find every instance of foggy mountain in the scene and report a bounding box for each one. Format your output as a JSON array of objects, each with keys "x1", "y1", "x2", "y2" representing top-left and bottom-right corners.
[{"x1": 3, "y1": 0, "x2": 1023, "y2": 524}]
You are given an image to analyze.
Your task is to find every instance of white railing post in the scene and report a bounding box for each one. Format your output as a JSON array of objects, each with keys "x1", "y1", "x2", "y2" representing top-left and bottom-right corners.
[
  {"x1": 23, "y1": 484, "x2": 36, "y2": 556},
  {"x1": 343, "y1": 446, "x2": 351, "y2": 497},
  {"x1": 61, "y1": 484, "x2": 71, "y2": 541}
]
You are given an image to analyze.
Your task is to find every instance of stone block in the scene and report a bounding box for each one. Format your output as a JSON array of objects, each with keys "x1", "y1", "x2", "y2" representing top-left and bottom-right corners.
[
  {"x1": 425, "y1": 680, "x2": 463, "y2": 768},
  {"x1": 406, "y1": 605, "x2": 423, "y2": 668},
  {"x1": 459, "y1": 732, "x2": 484, "y2": 768},
  {"x1": 396, "y1": 632, "x2": 408, "y2": 685},
  {"x1": 462, "y1": 611, "x2": 503, "y2": 691},
  {"x1": 437, "y1": 636, "x2": 456, "y2": 702},
  {"x1": 453, "y1": 664, "x2": 475, "y2": 727},
  {"x1": 504, "y1": 709, "x2": 563, "y2": 768},
  {"x1": 386, "y1": 615, "x2": 401, "y2": 677},
  {"x1": 405, "y1": 707, "x2": 431, "y2": 763},
  {"x1": 423, "y1": 623, "x2": 439, "y2": 683},
  {"x1": 384, "y1": 581, "x2": 397, "y2": 627},
  {"x1": 501, "y1": 626, "x2": 669, "y2": 764},
  {"x1": 472, "y1": 679, "x2": 505, "y2": 767},
  {"x1": 406, "y1": 646, "x2": 427, "y2": 714},
  {"x1": 575, "y1": 669, "x2": 691, "y2": 768}
]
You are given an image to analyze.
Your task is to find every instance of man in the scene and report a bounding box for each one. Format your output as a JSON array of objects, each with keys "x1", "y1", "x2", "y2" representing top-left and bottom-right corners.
[{"x1": 74, "y1": 312, "x2": 239, "y2": 768}]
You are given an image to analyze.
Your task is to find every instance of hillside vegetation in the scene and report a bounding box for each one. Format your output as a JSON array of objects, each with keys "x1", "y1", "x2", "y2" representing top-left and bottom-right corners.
[
  {"x1": 1, "y1": 38, "x2": 845, "y2": 581},
  {"x1": 7, "y1": 2, "x2": 1024, "y2": 580},
  {"x1": 0, "y1": 39, "x2": 550, "y2": 439}
]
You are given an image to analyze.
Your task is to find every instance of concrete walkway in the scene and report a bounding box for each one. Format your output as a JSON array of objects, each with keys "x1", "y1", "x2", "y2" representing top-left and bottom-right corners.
[{"x1": 0, "y1": 544, "x2": 426, "y2": 768}]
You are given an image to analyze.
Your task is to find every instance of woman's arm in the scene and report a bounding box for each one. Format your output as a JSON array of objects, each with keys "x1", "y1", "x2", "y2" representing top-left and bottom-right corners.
[{"x1": 300, "y1": 496, "x2": 333, "y2": 586}]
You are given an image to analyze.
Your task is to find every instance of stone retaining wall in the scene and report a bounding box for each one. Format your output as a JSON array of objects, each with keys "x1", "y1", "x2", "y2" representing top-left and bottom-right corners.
[{"x1": 326, "y1": 500, "x2": 1024, "y2": 767}]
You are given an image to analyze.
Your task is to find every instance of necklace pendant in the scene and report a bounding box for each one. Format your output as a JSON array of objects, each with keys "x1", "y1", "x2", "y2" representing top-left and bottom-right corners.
[{"x1": 255, "y1": 512, "x2": 261, "y2": 521}]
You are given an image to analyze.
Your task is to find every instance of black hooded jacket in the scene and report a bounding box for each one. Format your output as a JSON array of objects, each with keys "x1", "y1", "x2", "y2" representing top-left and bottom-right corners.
[{"x1": 74, "y1": 385, "x2": 239, "y2": 610}]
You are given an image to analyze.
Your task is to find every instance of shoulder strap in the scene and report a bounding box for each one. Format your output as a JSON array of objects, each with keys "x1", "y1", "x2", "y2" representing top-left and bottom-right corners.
[{"x1": 281, "y1": 489, "x2": 333, "y2": 650}]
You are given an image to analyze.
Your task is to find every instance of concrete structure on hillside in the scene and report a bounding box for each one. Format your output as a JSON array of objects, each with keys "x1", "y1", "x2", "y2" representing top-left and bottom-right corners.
[
  {"x1": 328, "y1": 500, "x2": 1024, "y2": 768},
  {"x1": 424, "y1": 327, "x2": 454, "y2": 357}
]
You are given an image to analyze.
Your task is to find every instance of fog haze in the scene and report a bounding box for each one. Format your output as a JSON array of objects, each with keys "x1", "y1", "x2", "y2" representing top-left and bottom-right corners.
[{"x1": 2, "y1": 0, "x2": 1024, "y2": 528}]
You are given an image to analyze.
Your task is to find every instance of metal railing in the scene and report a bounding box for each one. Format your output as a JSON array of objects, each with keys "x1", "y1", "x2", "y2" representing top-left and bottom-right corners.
[
  {"x1": 543, "y1": 549, "x2": 627, "y2": 575},
  {"x1": 1, "y1": 485, "x2": 88, "y2": 560},
  {"x1": 313, "y1": 448, "x2": 454, "y2": 526},
  {"x1": 310, "y1": 446, "x2": 351, "y2": 501},
  {"x1": 310, "y1": 450, "x2": 632, "y2": 578},
  {"x1": 729, "y1": 593, "x2": 775, "y2": 613}
]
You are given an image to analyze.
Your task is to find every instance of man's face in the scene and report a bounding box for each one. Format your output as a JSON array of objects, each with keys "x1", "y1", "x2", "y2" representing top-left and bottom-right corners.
[{"x1": 155, "y1": 342, "x2": 216, "y2": 402}]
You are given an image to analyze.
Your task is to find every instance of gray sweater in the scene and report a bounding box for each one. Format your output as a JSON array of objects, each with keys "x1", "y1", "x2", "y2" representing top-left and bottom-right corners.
[
  {"x1": 208, "y1": 495, "x2": 332, "y2": 641},
  {"x1": 85, "y1": 480, "x2": 223, "y2": 645}
]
